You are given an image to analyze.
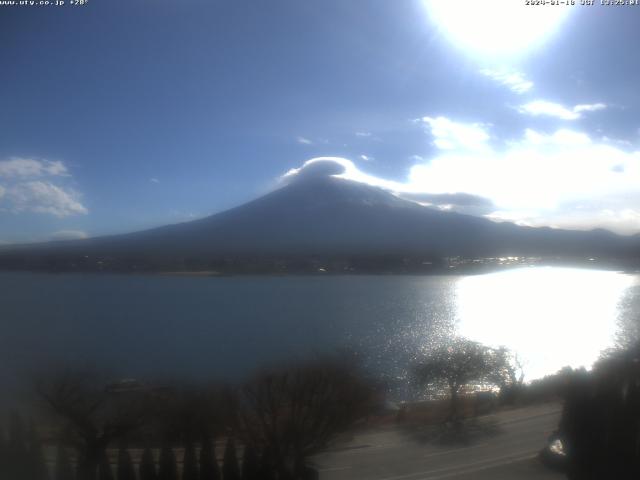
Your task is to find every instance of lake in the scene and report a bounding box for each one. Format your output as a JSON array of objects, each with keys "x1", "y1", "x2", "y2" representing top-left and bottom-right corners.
[{"x1": 1, "y1": 267, "x2": 638, "y2": 399}]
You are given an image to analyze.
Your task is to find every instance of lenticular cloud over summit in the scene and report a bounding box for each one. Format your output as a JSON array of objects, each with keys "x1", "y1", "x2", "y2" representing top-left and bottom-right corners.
[{"x1": 283, "y1": 157, "x2": 350, "y2": 182}]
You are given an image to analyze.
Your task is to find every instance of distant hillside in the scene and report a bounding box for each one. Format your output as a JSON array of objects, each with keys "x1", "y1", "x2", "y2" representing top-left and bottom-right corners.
[{"x1": 1, "y1": 176, "x2": 638, "y2": 273}]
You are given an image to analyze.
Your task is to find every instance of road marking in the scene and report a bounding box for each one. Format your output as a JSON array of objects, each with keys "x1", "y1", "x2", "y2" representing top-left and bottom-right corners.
[{"x1": 377, "y1": 449, "x2": 539, "y2": 480}]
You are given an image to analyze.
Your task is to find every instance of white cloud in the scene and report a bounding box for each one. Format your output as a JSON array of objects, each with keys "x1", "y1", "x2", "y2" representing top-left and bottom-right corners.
[
  {"x1": 480, "y1": 68, "x2": 534, "y2": 94},
  {"x1": 574, "y1": 103, "x2": 607, "y2": 113},
  {"x1": 0, "y1": 156, "x2": 87, "y2": 218},
  {"x1": 283, "y1": 157, "x2": 401, "y2": 192},
  {"x1": 284, "y1": 157, "x2": 351, "y2": 181},
  {"x1": 518, "y1": 100, "x2": 607, "y2": 120},
  {"x1": 408, "y1": 127, "x2": 639, "y2": 212},
  {"x1": 520, "y1": 128, "x2": 591, "y2": 147},
  {"x1": 355, "y1": 131, "x2": 372, "y2": 137},
  {"x1": 282, "y1": 121, "x2": 640, "y2": 233},
  {"x1": 518, "y1": 101, "x2": 580, "y2": 120},
  {"x1": 0, "y1": 157, "x2": 69, "y2": 178},
  {"x1": 420, "y1": 116, "x2": 490, "y2": 151},
  {"x1": 359, "y1": 155, "x2": 373, "y2": 162},
  {"x1": 48, "y1": 230, "x2": 88, "y2": 241},
  {"x1": 150, "y1": 177, "x2": 160, "y2": 184},
  {"x1": 410, "y1": 126, "x2": 640, "y2": 232},
  {"x1": 296, "y1": 136, "x2": 313, "y2": 145},
  {"x1": 7, "y1": 181, "x2": 88, "y2": 217}
]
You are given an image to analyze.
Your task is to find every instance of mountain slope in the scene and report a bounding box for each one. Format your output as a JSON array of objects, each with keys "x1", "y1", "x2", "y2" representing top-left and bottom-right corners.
[{"x1": 1, "y1": 176, "x2": 638, "y2": 271}]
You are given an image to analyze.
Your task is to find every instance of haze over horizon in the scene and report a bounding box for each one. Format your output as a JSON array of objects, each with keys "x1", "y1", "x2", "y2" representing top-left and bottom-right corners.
[{"x1": 2, "y1": 0, "x2": 640, "y2": 244}]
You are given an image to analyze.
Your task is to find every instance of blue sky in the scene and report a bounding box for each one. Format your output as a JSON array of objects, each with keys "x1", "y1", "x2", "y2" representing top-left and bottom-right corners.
[{"x1": 1, "y1": 0, "x2": 640, "y2": 243}]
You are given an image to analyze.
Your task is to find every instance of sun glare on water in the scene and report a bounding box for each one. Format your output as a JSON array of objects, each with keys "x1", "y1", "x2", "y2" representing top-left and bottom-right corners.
[
  {"x1": 455, "y1": 267, "x2": 636, "y2": 380},
  {"x1": 424, "y1": 0, "x2": 571, "y2": 57}
]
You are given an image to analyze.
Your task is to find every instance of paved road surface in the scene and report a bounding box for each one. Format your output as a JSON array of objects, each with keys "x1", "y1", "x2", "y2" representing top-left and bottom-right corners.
[{"x1": 315, "y1": 403, "x2": 565, "y2": 480}]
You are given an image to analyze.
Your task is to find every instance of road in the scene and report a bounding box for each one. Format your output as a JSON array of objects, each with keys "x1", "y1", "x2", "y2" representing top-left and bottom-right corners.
[{"x1": 315, "y1": 402, "x2": 565, "y2": 480}]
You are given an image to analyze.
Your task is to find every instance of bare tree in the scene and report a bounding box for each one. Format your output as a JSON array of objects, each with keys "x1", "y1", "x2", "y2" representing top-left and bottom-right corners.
[
  {"x1": 484, "y1": 347, "x2": 525, "y2": 404},
  {"x1": 36, "y1": 370, "x2": 148, "y2": 480},
  {"x1": 239, "y1": 355, "x2": 375, "y2": 479},
  {"x1": 414, "y1": 337, "x2": 508, "y2": 421}
]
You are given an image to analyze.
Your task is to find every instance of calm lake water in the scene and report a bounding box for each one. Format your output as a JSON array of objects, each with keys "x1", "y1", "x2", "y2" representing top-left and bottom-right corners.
[{"x1": 1, "y1": 267, "x2": 638, "y2": 398}]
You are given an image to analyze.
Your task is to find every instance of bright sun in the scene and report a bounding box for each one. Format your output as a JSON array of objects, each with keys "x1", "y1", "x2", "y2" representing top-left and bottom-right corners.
[{"x1": 424, "y1": 0, "x2": 571, "y2": 57}]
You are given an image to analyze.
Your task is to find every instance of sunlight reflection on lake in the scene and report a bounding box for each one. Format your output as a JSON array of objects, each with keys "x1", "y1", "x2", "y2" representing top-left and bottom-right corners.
[
  {"x1": 455, "y1": 267, "x2": 637, "y2": 380},
  {"x1": 1, "y1": 269, "x2": 638, "y2": 402}
]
